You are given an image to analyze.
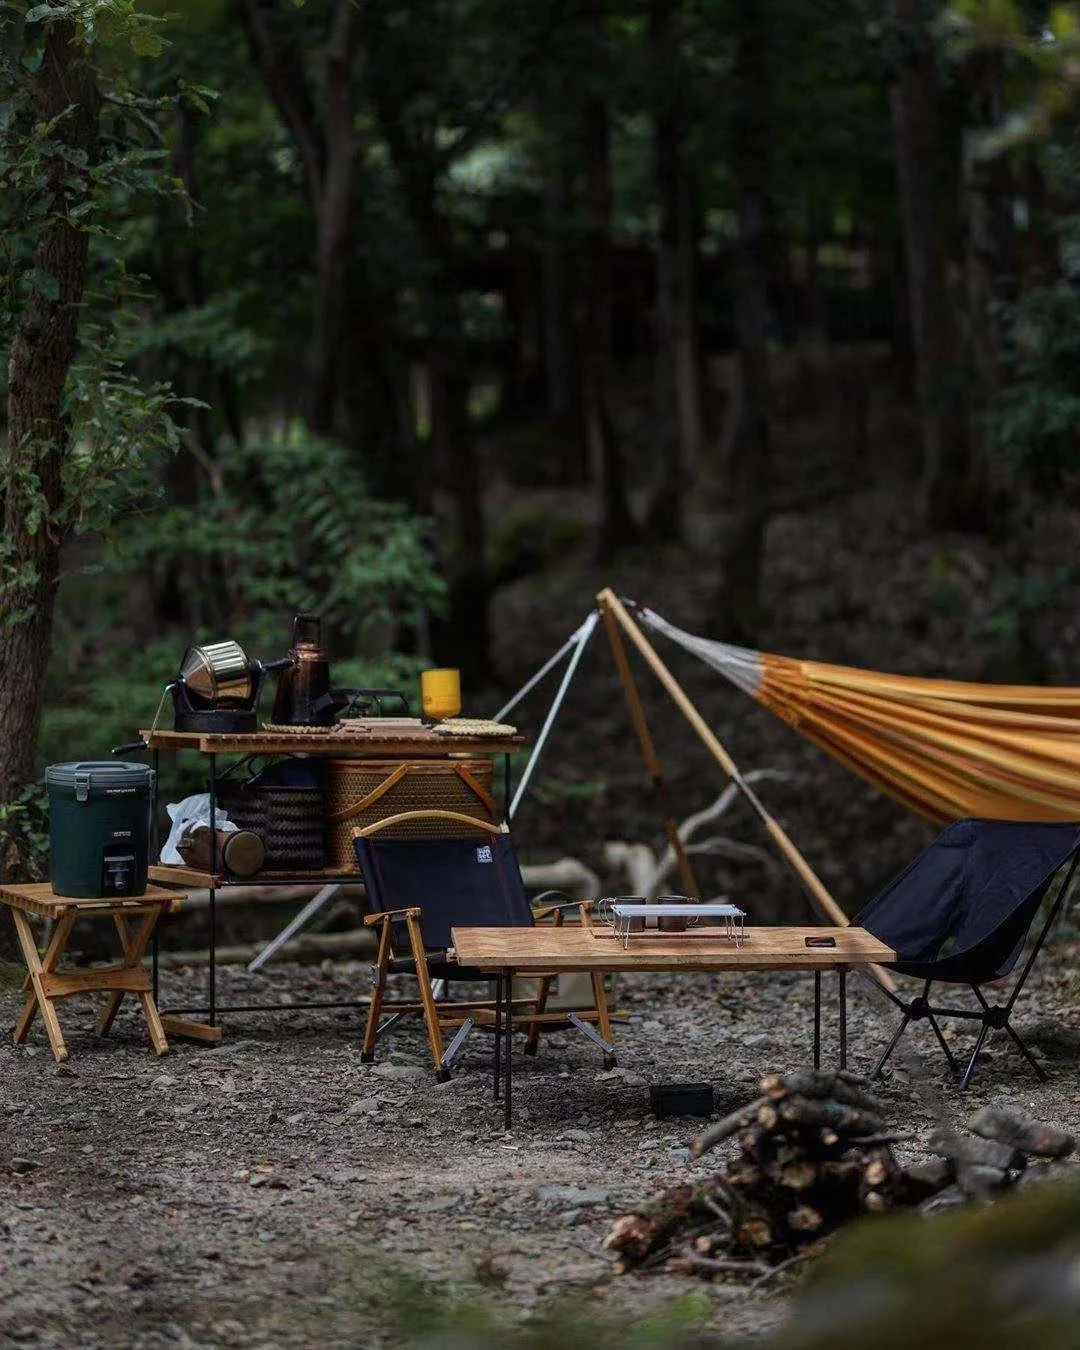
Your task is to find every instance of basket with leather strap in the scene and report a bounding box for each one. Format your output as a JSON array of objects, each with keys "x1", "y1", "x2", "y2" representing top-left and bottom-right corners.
[
  {"x1": 217, "y1": 760, "x2": 325, "y2": 872},
  {"x1": 323, "y1": 758, "x2": 498, "y2": 873}
]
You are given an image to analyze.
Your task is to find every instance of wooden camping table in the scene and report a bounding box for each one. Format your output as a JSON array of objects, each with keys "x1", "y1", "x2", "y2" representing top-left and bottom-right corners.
[
  {"x1": 451, "y1": 925, "x2": 896, "y2": 1128},
  {"x1": 0, "y1": 882, "x2": 185, "y2": 1063}
]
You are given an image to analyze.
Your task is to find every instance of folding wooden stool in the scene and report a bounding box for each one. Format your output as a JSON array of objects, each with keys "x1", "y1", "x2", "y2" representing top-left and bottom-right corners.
[{"x1": 1, "y1": 882, "x2": 180, "y2": 1063}]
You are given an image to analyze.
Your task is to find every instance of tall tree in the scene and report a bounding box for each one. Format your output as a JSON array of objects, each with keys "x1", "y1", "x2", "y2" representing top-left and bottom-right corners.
[
  {"x1": 238, "y1": 0, "x2": 363, "y2": 437},
  {"x1": 579, "y1": 2, "x2": 638, "y2": 561},
  {"x1": 2, "y1": 2, "x2": 182, "y2": 869},
  {"x1": 1, "y1": 8, "x2": 101, "y2": 824},
  {"x1": 716, "y1": 0, "x2": 773, "y2": 639},
  {"x1": 890, "y1": 0, "x2": 983, "y2": 528},
  {"x1": 647, "y1": 0, "x2": 705, "y2": 541}
]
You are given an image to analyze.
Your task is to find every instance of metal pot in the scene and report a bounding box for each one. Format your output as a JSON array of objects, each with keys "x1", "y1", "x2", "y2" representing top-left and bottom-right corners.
[{"x1": 179, "y1": 640, "x2": 254, "y2": 704}]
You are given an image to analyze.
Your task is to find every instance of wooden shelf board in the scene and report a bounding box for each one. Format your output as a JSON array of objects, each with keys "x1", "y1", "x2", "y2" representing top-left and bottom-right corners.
[{"x1": 149, "y1": 864, "x2": 361, "y2": 888}]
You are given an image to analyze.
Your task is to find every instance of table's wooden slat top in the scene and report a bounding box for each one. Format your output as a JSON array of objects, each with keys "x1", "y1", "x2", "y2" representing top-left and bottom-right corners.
[
  {"x1": 0, "y1": 882, "x2": 182, "y2": 919},
  {"x1": 451, "y1": 925, "x2": 895, "y2": 972},
  {"x1": 140, "y1": 729, "x2": 524, "y2": 758}
]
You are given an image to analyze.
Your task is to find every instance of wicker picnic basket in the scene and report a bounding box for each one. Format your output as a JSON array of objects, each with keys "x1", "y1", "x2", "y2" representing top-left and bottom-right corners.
[{"x1": 323, "y1": 758, "x2": 499, "y2": 873}]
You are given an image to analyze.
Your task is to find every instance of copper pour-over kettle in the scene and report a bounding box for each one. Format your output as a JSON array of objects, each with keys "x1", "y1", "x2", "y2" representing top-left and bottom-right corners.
[{"x1": 271, "y1": 614, "x2": 352, "y2": 726}]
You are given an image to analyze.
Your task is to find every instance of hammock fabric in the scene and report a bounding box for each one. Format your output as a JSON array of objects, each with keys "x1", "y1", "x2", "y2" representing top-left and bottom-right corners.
[{"x1": 639, "y1": 607, "x2": 1080, "y2": 825}]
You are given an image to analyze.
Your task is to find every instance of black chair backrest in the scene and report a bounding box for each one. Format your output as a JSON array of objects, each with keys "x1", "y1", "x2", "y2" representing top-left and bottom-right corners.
[
  {"x1": 354, "y1": 832, "x2": 533, "y2": 951},
  {"x1": 855, "y1": 818, "x2": 1080, "y2": 982}
]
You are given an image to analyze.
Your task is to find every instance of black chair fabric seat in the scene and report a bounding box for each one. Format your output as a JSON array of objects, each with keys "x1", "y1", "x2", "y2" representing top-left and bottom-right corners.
[
  {"x1": 854, "y1": 817, "x2": 1080, "y2": 1088},
  {"x1": 354, "y1": 822, "x2": 616, "y2": 1077}
]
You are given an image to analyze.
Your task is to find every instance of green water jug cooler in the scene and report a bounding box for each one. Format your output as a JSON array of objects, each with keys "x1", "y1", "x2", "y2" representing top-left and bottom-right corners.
[{"x1": 45, "y1": 761, "x2": 154, "y2": 898}]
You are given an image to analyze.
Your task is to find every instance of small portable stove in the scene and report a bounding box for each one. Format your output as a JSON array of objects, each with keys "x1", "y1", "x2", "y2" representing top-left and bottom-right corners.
[{"x1": 594, "y1": 896, "x2": 747, "y2": 949}]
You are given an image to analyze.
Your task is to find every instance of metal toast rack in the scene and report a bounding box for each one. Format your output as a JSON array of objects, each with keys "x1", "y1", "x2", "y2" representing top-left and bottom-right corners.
[{"x1": 594, "y1": 895, "x2": 747, "y2": 949}]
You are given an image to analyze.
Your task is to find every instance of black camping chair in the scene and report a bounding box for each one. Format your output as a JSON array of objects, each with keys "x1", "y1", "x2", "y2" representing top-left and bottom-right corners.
[
  {"x1": 353, "y1": 810, "x2": 617, "y2": 1080},
  {"x1": 856, "y1": 817, "x2": 1080, "y2": 1089}
]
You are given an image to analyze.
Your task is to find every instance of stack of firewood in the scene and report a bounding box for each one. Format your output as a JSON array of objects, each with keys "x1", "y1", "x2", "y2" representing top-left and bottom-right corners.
[{"x1": 602, "y1": 1071, "x2": 1075, "y2": 1281}]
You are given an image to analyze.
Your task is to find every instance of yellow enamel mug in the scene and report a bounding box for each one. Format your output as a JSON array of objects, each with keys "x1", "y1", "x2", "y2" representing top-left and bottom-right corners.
[{"x1": 421, "y1": 668, "x2": 461, "y2": 720}]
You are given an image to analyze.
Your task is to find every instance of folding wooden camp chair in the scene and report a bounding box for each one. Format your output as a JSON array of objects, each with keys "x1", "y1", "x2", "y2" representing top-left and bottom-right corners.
[
  {"x1": 857, "y1": 818, "x2": 1080, "y2": 1089},
  {"x1": 353, "y1": 810, "x2": 616, "y2": 1080}
]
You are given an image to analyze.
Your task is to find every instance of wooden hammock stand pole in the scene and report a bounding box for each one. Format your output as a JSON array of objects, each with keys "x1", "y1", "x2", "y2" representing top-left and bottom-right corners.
[
  {"x1": 596, "y1": 588, "x2": 897, "y2": 993},
  {"x1": 600, "y1": 602, "x2": 701, "y2": 899}
]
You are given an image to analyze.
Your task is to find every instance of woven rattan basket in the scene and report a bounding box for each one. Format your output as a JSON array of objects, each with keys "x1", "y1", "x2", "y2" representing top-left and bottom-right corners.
[{"x1": 324, "y1": 758, "x2": 498, "y2": 872}]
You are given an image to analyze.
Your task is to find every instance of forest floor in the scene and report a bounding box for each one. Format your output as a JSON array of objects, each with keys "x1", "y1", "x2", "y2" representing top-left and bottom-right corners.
[{"x1": 1, "y1": 944, "x2": 1079, "y2": 1349}]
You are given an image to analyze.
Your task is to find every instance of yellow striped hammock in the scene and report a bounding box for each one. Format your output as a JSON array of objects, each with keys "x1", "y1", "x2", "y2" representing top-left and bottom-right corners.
[{"x1": 637, "y1": 604, "x2": 1080, "y2": 825}]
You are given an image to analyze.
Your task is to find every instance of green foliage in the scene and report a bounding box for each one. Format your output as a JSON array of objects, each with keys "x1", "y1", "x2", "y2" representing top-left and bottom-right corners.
[
  {"x1": 943, "y1": 0, "x2": 1080, "y2": 152},
  {"x1": 104, "y1": 424, "x2": 444, "y2": 657},
  {"x1": 371, "y1": 1271, "x2": 717, "y2": 1350},
  {"x1": 790, "y1": 1180, "x2": 1080, "y2": 1350},
  {"x1": 1, "y1": 0, "x2": 195, "y2": 619},
  {"x1": 994, "y1": 280, "x2": 1080, "y2": 490},
  {"x1": 0, "y1": 782, "x2": 49, "y2": 881}
]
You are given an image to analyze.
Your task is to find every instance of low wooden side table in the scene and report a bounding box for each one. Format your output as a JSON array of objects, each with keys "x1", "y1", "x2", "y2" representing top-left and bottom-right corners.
[{"x1": 1, "y1": 882, "x2": 182, "y2": 1063}]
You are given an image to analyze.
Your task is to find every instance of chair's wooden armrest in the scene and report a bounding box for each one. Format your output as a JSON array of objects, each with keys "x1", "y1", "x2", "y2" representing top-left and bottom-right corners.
[
  {"x1": 362, "y1": 906, "x2": 422, "y2": 927},
  {"x1": 532, "y1": 890, "x2": 594, "y2": 920}
]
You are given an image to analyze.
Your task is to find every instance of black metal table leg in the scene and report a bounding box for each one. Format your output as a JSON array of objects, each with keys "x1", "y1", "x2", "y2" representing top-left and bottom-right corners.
[
  {"x1": 504, "y1": 966, "x2": 513, "y2": 1130},
  {"x1": 813, "y1": 971, "x2": 821, "y2": 1069},
  {"x1": 208, "y1": 752, "x2": 218, "y2": 1028},
  {"x1": 838, "y1": 968, "x2": 848, "y2": 1070},
  {"x1": 151, "y1": 747, "x2": 161, "y2": 1001},
  {"x1": 493, "y1": 974, "x2": 502, "y2": 1100}
]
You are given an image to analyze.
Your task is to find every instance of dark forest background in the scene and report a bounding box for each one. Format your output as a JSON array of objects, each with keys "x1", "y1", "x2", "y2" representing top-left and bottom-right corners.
[{"x1": 5, "y1": 0, "x2": 1080, "y2": 906}]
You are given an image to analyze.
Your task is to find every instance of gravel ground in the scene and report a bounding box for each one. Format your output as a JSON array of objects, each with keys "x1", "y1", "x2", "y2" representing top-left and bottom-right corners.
[{"x1": 2, "y1": 941, "x2": 1079, "y2": 1348}]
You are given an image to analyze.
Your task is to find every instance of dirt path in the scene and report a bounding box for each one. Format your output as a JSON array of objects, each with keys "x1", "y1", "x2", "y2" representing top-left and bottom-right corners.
[{"x1": 3, "y1": 947, "x2": 1078, "y2": 1348}]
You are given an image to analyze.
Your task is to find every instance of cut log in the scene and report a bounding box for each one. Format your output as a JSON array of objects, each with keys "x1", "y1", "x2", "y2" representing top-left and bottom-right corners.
[
  {"x1": 778, "y1": 1160, "x2": 817, "y2": 1191},
  {"x1": 966, "y1": 1106, "x2": 1075, "y2": 1161},
  {"x1": 778, "y1": 1096, "x2": 885, "y2": 1136},
  {"x1": 920, "y1": 1185, "x2": 966, "y2": 1215},
  {"x1": 787, "y1": 1204, "x2": 824, "y2": 1232},
  {"x1": 901, "y1": 1157, "x2": 955, "y2": 1203},
  {"x1": 760, "y1": 1071, "x2": 885, "y2": 1113},
  {"x1": 734, "y1": 1217, "x2": 773, "y2": 1248},
  {"x1": 691, "y1": 1096, "x2": 771, "y2": 1157},
  {"x1": 928, "y1": 1127, "x2": 1026, "y2": 1175},
  {"x1": 955, "y1": 1163, "x2": 1011, "y2": 1199}
]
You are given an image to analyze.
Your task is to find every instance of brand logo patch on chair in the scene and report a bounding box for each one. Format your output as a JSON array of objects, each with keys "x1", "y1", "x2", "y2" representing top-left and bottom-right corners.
[{"x1": 475, "y1": 845, "x2": 493, "y2": 863}]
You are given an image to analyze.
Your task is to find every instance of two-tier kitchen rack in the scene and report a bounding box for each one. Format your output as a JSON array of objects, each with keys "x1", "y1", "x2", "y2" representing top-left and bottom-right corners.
[{"x1": 141, "y1": 727, "x2": 523, "y2": 1041}]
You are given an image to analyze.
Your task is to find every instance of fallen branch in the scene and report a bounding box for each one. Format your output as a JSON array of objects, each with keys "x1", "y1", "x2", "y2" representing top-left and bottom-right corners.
[
  {"x1": 521, "y1": 858, "x2": 601, "y2": 900},
  {"x1": 157, "y1": 929, "x2": 376, "y2": 968},
  {"x1": 604, "y1": 772, "x2": 794, "y2": 898}
]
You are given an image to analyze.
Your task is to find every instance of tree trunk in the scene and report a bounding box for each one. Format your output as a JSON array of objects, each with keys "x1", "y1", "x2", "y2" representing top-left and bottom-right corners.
[
  {"x1": 426, "y1": 338, "x2": 491, "y2": 683},
  {"x1": 581, "y1": 95, "x2": 638, "y2": 561},
  {"x1": 716, "y1": 0, "x2": 771, "y2": 641},
  {"x1": 542, "y1": 148, "x2": 581, "y2": 475},
  {"x1": 238, "y1": 0, "x2": 362, "y2": 439},
  {"x1": 890, "y1": 0, "x2": 982, "y2": 530},
  {"x1": 647, "y1": 0, "x2": 704, "y2": 542},
  {"x1": 307, "y1": 0, "x2": 362, "y2": 434},
  {"x1": 1, "y1": 15, "x2": 100, "y2": 857}
]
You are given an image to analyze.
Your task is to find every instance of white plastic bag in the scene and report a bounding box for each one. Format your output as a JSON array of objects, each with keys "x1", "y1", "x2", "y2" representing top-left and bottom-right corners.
[{"x1": 160, "y1": 793, "x2": 237, "y2": 864}]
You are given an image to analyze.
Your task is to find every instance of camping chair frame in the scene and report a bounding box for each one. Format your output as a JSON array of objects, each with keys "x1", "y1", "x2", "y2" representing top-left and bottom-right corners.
[
  {"x1": 354, "y1": 810, "x2": 616, "y2": 1080},
  {"x1": 869, "y1": 846, "x2": 1080, "y2": 1090}
]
